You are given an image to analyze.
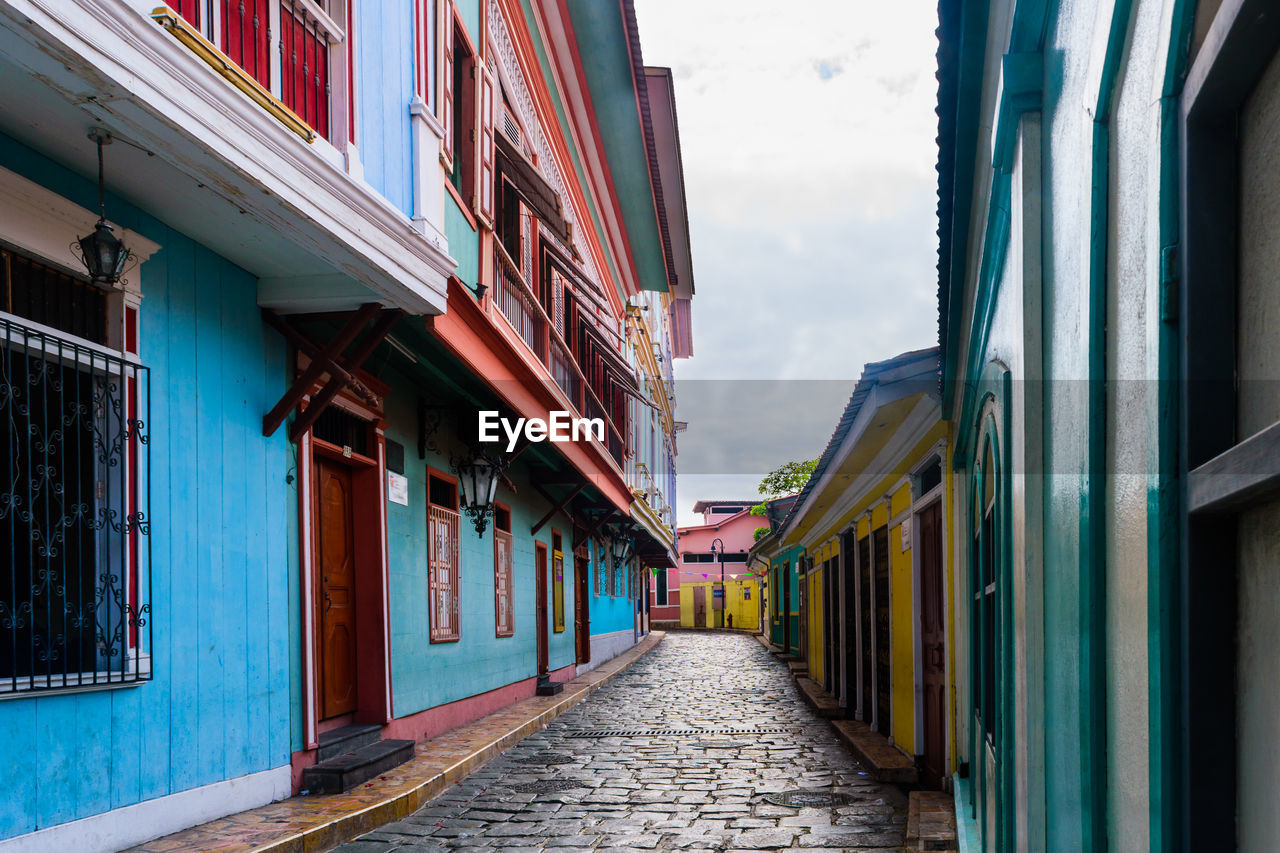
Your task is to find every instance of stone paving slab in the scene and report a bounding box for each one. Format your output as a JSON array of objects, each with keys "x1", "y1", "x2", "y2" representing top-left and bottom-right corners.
[
  {"x1": 127, "y1": 633, "x2": 666, "y2": 853},
  {"x1": 324, "y1": 630, "x2": 907, "y2": 853}
]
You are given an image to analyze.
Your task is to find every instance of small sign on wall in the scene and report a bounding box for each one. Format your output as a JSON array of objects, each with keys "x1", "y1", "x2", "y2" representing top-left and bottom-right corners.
[
  {"x1": 901, "y1": 519, "x2": 912, "y2": 552},
  {"x1": 388, "y1": 471, "x2": 409, "y2": 506}
]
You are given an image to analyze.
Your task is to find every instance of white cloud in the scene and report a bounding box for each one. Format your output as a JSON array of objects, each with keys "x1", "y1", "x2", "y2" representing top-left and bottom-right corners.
[{"x1": 631, "y1": 1, "x2": 940, "y2": 524}]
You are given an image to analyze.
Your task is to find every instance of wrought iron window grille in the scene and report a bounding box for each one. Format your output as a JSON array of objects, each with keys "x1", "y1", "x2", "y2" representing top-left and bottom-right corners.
[{"x1": 0, "y1": 313, "x2": 151, "y2": 696}]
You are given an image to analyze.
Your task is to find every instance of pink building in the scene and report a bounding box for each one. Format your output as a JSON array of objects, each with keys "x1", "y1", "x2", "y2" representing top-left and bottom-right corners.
[{"x1": 650, "y1": 500, "x2": 767, "y2": 627}]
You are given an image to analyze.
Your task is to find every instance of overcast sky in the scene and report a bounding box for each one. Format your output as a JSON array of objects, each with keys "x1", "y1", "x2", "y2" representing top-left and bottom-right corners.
[{"x1": 629, "y1": 2, "x2": 943, "y2": 525}]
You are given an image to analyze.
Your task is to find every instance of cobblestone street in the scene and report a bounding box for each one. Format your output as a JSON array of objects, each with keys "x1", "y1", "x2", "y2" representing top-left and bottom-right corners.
[{"x1": 337, "y1": 632, "x2": 906, "y2": 853}]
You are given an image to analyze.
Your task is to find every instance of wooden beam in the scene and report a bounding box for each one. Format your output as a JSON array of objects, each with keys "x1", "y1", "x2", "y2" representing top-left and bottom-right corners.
[
  {"x1": 290, "y1": 309, "x2": 403, "y2": 442},
  {"x1": 530, "y1": 482, "x2": 585, "y2": 536},
  {"x1": 1188, "y1": 418, "x2": 1280, "y2": 513},
  {"x1": 261, "y1": 309, "x2": 378, "y2": 404},
  {"x1": 262, "y1": 302, "x2": 379, "y2": 437}
]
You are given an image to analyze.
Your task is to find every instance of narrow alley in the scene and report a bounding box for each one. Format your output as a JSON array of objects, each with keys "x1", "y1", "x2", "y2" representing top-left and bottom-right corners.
[{"x1": 336, "y1": 633, "x2": 906, "y2": 853}]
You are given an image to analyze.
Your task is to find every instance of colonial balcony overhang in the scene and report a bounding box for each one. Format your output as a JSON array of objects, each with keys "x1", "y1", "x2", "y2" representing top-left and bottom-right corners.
[{"x1": 0, "y1": 0, "x2": 454, "y2": 316}]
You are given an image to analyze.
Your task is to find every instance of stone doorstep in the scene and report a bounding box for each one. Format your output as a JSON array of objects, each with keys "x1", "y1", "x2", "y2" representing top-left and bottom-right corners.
[
  {"x1": 785, "y1": 660, "x2": 808, "y2": 677},
  {"x1": 125, "y1": 631, "x2": 667, "y2": 853},
  {"x1": 829, "y1": 719, "x2": 919, "y2": 785},
  {"x1": 793, "y1": 677, "x2": 841, "y2": 719},
  {"x1": 905, "y1": 790, "x2": 959, "y2": 852}
]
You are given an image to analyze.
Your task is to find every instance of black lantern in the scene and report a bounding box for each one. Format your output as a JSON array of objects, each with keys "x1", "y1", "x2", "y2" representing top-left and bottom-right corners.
[
  {"x1": 610, "y1": 528, "x2": 634, "y2": 569},
  {"x1": 456, "y1": 450, "x2": 503, "y2": 537},
  {"x1": 76, "y1": 129, "x2": 131, "y2": 286}
]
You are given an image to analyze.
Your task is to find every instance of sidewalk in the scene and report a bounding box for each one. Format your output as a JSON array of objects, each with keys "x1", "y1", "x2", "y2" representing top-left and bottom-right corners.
[{"x1": 130, "y1": 632, "x2": 665, "y2": 853}]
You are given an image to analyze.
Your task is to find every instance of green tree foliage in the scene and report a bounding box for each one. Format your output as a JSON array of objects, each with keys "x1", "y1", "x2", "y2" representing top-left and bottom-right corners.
[
  {"x1": 753, "y1": 526, "x2": 770, "y2": 542},
  {"x1": 749, "y1": 459, "x2": 818, "y2": 518}
]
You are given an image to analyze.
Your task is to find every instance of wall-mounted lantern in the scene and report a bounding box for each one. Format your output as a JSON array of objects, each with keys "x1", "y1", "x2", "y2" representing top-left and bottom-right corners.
[
  {"x1": 456, "y1": 450, "x2": 503, "y2": 537},
  {"x1": 75, "y1": 129, "x2": 132, "y2": 287}
]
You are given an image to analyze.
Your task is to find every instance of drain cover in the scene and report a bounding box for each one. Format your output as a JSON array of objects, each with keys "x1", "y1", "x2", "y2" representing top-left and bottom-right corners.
[
  {"x1": 762, "y1": 789, "x2": 859, "y2": 808},
  {"x1": 565, "y1": 727, "x2": 785, "y2": 738},
  {"x1": 514, "y1": 752, "x2": 576, "y2": 765},
  {"x1": 505, "y1": 780, "x2": 588, "y2": 793}
]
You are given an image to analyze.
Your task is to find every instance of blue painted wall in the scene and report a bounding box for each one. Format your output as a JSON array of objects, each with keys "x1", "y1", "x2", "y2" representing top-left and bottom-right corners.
[
  {"x1": 0, "y1": 135, "x2": 292, "y2": 838},
  {"x1": 446, "y1": 197, "x2": 479, "y2": 289},
  {"x1": 354, "y1": 0, "x2": 415, "y2": 218},
  {"x1": 376, "y1": 374, "x2": 577, "y2": 719},
  {"x1": 589, "y1": 555, "x2": 637, "y2": 638}
]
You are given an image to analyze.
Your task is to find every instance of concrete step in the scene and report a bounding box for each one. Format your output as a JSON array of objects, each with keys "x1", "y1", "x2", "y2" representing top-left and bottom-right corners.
[
  {"x1": 795, "y1": 676, "x2": 842, "y2": 718},
  {"x1": 302, "y1": 738, "x2": 416, "y2": 795},
  {"x1": 316, "y1": 724, "x2": 383, "y2": 762},
  {"x1": 786, "y1": 659, "x2": 809, "y2": 676},
  {"x1": 906, "y1": 790, "x2": 958, "y2": 851},
  {"x1": 830, "y1": 719, "x2": 918, "y2": 785},
  {"x1": 536, "y1": 675, "x2": 564, "y2": 696}
]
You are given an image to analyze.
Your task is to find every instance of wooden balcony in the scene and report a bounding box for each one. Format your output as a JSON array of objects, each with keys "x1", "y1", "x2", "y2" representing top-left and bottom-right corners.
[{"x1": 491, "y1": 241, "x2": 626, "y2": 466}]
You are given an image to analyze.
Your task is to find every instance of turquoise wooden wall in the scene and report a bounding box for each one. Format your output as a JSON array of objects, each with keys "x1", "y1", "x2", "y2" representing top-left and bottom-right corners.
[
  {"x1": 377, "y1": 374, "x2": 578, "y2": 718},
  {"x1": 0, "y1": 135, "x2": 292, "y2": 838}
]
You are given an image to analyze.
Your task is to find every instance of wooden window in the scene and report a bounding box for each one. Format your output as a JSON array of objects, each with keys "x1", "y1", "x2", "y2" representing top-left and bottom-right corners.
[
  {"x1": 476, "y1": 63, "x2": 496, "y2": 228},
  {"x1": 447, "y1": 19, "x2": 476, "y2": 203},
  {"x1": 439, "y1": 0, "x2": 455, "y2": 168},
  {"x1": 494, "y1": 503, "x2": 513, "y2": 637},
  {"x1": 655, "y1": 566, "x2": 668, "y2": 603},
  {"x1": 427, "y1": 470, "x2": 460, "y2": 642},
  {"x1": 551, "y1": 530, "x2": 565, "y2": 632},
  {"x1": 416, "y1": 0, "x2": 437, "y2": 110}
]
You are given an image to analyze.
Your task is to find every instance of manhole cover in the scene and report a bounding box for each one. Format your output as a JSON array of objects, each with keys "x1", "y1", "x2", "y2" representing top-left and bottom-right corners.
[
  {"x1": 565, "y1": 727, "x2": 786, "y2": 738},
  {"x1": 514, "y1": 752, "x2": 576, "y2": 765},
  {"x1": 762, "y1": 789, "x2": 859, "y2": 808},
  {"x1": 505, "y1": 780, "x2": 588, "y2": 793}
]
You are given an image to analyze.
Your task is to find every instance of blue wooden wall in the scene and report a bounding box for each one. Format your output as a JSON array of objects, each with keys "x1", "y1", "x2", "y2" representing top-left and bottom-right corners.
[
  {"x1": 0, "y1": 135, "x2": 293, "y2": 839},
  {"x1": 354, "y1": 0, "x2": 415, "y2": 218}
]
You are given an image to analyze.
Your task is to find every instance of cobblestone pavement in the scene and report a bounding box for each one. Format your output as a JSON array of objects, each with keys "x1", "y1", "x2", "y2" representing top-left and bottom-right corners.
[{"x1": 336, "y1": 631, "x2": 907, "y2": 853}]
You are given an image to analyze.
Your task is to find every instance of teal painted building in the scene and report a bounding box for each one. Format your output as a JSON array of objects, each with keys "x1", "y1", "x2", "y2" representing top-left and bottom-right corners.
[{"x1": 937, "y1": 0, "x2": 1280, "y2": 850}]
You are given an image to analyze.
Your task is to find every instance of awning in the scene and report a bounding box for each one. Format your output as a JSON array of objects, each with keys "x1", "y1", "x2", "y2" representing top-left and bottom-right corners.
[{"x1": 496, "y1": 133, "x2": 571, "y2": 244}]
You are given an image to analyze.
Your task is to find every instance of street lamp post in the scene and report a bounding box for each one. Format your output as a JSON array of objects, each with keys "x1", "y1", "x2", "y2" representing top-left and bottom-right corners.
[{"x1": 710, "y1": 537, "x2": 725, "y2": 629}]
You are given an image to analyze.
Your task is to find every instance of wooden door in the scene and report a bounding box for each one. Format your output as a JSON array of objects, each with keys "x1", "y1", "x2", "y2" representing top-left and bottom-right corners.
[
  {"x1": 693, "y1": 585, "x2": 706, "y2": 627},
  {"x1": 842, "y1": 534, "x2": 858, "y2": 717},
  {"x1": 918, "y1": 502, "x2": 947, "y2": 788},
  {"x1": 858, "y1": 535, "x2": 873, "y2": 721},
  {"x1": 535, "y1": 544, "x2": 548, "y2": 675},
  {"x1": 316, "y1": 459, "x2": 358, "y2": 719},
  {"x1": 575, "y1": 555, "x2": 590, "y2": 663},
  {"x1": 782, "y1": 563, "x2": 791, "y2": 653},
  {"x1": 874, "y1": 526, "x2": 891, "y2": 734}
]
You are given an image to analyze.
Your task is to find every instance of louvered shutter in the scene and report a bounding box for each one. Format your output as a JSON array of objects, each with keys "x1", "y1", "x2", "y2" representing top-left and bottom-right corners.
[
  {"x1": 476, "y1": 65, "x2": 496, "y2": 227},
  {"x1": 440, "y1": 0, "x2": 455, "y2": 169}
]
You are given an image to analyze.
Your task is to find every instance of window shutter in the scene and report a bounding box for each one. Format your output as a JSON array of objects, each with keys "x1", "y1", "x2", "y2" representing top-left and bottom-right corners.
[
  {"x1": 440, "y1": 0, "x2": 455, "y2": 169},
  {"x1": 476, "y1": 65, "x2": 496, "y2": 228}
]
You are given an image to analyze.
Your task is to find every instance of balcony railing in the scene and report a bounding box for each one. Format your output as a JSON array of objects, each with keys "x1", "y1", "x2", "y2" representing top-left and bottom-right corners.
[
  {"x1": 492, "y1": 242, "x2": 626, "y2": 468},
  {"x1": 0, "y1": 315, "x2": 152, "y2": 694}
]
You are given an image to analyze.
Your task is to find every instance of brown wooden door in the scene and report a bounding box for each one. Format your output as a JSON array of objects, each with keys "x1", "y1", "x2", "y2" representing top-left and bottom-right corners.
[
  {"x1": 535, "y1": 544, "x2": 548, "y2": 675},
  {"x1": 317, "y1": 458, "x2": 358, "y2": 719},
  {"x1": 782, "y1": 564, "x2": 791, "y2": 652},
  {"x1": 858, "y1": 535, "x2": 872, "y2": 720},
  {"x1": 693, "y1": 585, "x2": 706, "y2": 627},
  {"x1": 575, "y1": 555, "x2": 590, "y2": 664},
  {"x1": 918, "y1": 502, "x2": 947, "y2": 788},
  {"x1": 874, "y1": 526, "x2": 891, "y2": 734}
]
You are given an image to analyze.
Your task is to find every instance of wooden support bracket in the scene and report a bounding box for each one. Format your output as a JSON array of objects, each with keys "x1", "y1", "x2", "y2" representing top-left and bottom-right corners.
[{"x1": 530, "y1": 481, "x2": 585, "y2": 536}]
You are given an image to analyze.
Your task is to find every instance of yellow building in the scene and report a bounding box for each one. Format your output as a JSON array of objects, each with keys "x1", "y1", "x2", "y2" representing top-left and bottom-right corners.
[
  {"x1": 678, "y1": 578, "x2": 760, "y2": 631},
  {"x1": 774, "y1": 347, "x2": 956, "y2": 790}
]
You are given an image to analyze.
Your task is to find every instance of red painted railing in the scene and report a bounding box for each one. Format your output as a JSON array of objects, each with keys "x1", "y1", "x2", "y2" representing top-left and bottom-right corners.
[{"x1": 281, "y1": 0, "x2": 330, "y2": 139}]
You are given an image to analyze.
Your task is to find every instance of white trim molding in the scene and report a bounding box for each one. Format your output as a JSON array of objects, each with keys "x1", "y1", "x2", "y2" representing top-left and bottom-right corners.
[
  {"x1": 0, "y1": 163, "x2": 161, "y2": 288},
  {"x1": 0, "y1": 765, "x2": 291, "y2": 853}
]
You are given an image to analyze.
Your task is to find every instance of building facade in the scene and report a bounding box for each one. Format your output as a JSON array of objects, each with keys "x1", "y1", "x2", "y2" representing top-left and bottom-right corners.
[
  {"x1": 772, "y1": 348, "x2": 956, "y2": 791},
  {"x1": 657, "y1": 500, "x2": 760, "y2": 631},
  {"x1": 937, "y1": 0, "x2": 1280, "y2": 850},
  {"x1": 0, "y1": 0, "x2": 691, "y2": 849}
]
